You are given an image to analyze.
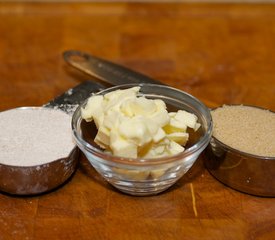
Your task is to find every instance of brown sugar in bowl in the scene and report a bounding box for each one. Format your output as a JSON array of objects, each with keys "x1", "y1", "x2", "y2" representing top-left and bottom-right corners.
[{"x1": 205, "y1": 104, "x2": 275, "y2": 197}]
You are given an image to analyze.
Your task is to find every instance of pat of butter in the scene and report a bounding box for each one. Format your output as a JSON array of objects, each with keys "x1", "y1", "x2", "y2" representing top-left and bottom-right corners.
[
  {"x1": 118, "y1": 116, "x2": 153, "y2": 146},
  {"x1": 81, "y1": 95, "x2": 104, "y2": 128},
  {"x1": 110, "y1": 130, "x2": 138, "y2": 158},
  {"x1": 81, "y1": 87, "x2": 200, "y2": 158}
]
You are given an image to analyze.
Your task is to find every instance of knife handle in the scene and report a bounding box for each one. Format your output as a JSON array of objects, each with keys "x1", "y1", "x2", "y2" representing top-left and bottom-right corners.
[{"x1": 63, "y1": 50, "x2": 163, "y2": 86}]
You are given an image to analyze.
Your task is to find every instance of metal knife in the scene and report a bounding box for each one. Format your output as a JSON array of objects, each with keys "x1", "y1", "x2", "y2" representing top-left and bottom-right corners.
[
  {"x1": 45, "y1": 50, "x2": 165, "y2": 113},
  {"x1": 44, "y1": 80, "x2": 105, "y2": 114},
  {"x1": 63, "y1": 50, "x2": 164, "y2": 86},
  {"x1": 48, "y1": 50, "x2": 215, "y2": 112}
]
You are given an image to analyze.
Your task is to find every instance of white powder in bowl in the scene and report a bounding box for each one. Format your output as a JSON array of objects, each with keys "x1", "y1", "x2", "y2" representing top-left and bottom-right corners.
[{"x1": 0, "y1": 107, "x2": 75, "y2": 166}]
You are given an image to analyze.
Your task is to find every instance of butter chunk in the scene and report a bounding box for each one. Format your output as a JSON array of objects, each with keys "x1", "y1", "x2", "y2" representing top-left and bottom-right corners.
[
  {"x1": 81, "y1": 86, "x2": 201, "y2": 159},
  {"x1": 120, "y1": 97, "x2": 157, "y2": 117},
  {"x1": 168, "y1": 118, "x2": 188, "y2": 132},
  {"x1": 118, "y1": 117, "x2": 152, "y2": 146},
  {"x1": 104, "y1": 87, "x2": 140, "y2": 111},
  {"x1": 194, "y1": 123, "x2": 201, "y2": 132},
  {"x1": 110, "y1": 130, "x2": 138, "y2": 158},
  {"x1": 150, "y1": 109, "x2": 170, "y2": 128},
  {"x1": 81, "y1": 95, "x2": 104, "y2": 128},
  {"x1": 113, "y1": 168, "x2": 150, "y2": 180},
  {"x1": 152, "y1": 128, "x2": 166, "y2": 143},
  {"x1": 94, "y1": 126, "x2": 110, "y2": 149},
  {"x1": 168, "y1": 141, "x2": 185, "y2": 155},
  {"x1": 175, "y1": 110, "x2": 198, "y2": 130},
  {"x1": 167, "y1": 132, "x2": 189, "y2": 145},
  {"x1": 142, "y1": 138, "x2": 184, "y2": 158},
  {"x1": 150, "y1": 169, "x2": 166, "y2": 179},
  {"x1": 103, "y1": 110, "x2": 125, "y2": 130}
]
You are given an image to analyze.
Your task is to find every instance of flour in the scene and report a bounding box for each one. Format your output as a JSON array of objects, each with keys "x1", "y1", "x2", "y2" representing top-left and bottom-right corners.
[
  {"x1": 0, "y1": 107, "x2": 75, "y2": 166},
  {"x1": 51, "y1": 104, "x2": 78, "y2": 115}
]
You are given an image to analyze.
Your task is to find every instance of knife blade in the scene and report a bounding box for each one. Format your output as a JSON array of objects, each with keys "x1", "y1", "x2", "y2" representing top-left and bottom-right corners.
[
  {"x1": 44, "y1": 80, "x2": 105, "y2": 114},
  {"x1": 44, "y1": 50, "x2": 216, "y2": 113},
  {"x1": 63, "y1": 50, "x2": 164, "y2": 86},
  {"x1": 45, "y1": 50, "x2": 164, "y2": 114}
]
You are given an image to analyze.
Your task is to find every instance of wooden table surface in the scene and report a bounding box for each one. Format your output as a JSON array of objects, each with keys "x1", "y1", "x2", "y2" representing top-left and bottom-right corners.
[{"x1": 1, "y1": 2, "x2": 275, "y2": 240}]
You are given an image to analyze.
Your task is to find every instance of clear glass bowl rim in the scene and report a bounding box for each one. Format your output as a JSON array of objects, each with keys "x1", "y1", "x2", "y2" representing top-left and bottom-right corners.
[{"x1": 72, "y1": 83, "x2": 213, "y2": 166}]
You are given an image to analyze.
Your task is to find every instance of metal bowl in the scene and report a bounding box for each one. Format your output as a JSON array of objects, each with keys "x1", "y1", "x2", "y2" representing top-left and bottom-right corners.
[
  {"x1": 0, "y1": 147, "x2": 79, "y2": 195},
  {"x1": 0, "y1": 107, "x2": 79, "y2": 195},
  {"x1": 205, "y1": 105, "x2": 275, "y2": 197}
]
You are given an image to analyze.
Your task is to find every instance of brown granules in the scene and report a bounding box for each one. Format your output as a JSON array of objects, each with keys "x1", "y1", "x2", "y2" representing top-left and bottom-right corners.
[{"x1": 211, "y1": 105, "x2": 275, "y2": 157}]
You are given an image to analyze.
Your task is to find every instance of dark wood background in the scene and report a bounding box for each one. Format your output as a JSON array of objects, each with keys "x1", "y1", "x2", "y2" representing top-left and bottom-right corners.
[{"x1": 0, "y1": 2, "x2": 275, "y2": 239}]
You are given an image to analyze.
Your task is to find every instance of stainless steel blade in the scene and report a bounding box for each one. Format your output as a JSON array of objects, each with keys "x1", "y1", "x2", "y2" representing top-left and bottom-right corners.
[
  {"x1": 63, "y1": 50, "x2": 163, "y2": 86},
  {"x1": 44, "y1": 81, "x2": 105, "y2": 114}
]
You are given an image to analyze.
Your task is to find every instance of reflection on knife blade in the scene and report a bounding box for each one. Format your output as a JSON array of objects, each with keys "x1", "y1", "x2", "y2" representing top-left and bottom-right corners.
[{"x1": 63, "y1": 50, "x2": 164, "y2": 86}]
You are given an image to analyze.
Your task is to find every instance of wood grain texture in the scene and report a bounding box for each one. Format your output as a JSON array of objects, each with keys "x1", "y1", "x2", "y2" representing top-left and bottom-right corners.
[{"x1": 0, "y1": 2, "x2": 275, "y2": 240}]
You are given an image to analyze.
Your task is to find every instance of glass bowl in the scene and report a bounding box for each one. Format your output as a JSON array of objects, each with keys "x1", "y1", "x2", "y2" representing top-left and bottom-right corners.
[{"x1": 72, "y1": 83, "x2": 212, "y2": 196}]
